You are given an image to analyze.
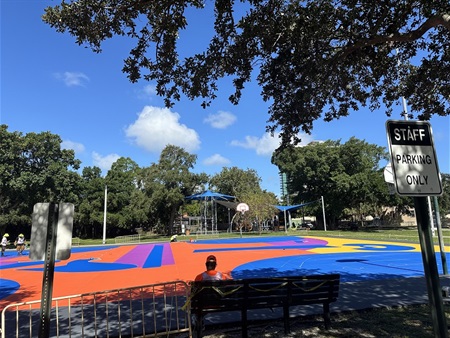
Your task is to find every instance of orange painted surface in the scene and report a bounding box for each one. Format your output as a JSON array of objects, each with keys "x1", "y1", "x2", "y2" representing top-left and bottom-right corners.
[
  {"x1": 0, "y1": 238, "x2": 315, "y2": 307},
  {"x1": 0, "y1": 235, "x2": 426, "y2": 310}
]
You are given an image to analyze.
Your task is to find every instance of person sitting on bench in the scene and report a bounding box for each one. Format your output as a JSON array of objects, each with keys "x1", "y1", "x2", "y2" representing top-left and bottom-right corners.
[
  {"x1": 192, "y1": 255, "x2": 227, "y2": 332},
  {"x1": 195, "y1": 255, "x2": 224, "y2": 281}
]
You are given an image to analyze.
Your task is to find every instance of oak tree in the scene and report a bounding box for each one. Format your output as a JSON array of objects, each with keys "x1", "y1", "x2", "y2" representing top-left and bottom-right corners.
[
  {"x1": 0, "y1": 125, "x2": 81, "y2": 235},
  {"x1": 272, "y1": 137, "x2": 390, "y2": 226},
  {"x1": 141, "y1": 145, "x2": 208, "y2": 235},
  {"x1": 43, "y1": 1, "x2": 450, "y2": 145}
]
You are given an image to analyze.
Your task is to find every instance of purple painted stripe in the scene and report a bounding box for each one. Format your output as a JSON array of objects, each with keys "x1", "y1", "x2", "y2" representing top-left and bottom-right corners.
[
  {"x1": 271, "y1": 241, "x2": 298, "y2": 246},
  {"x1": 161, "y1": 243, "x2": 175, "y2": 265},
  {"x1": 116, "y1": 244, "x2": 154, "y2": 268},
  {"x1": 271, "y1": 238, "x2": 327, "y2": 247}
]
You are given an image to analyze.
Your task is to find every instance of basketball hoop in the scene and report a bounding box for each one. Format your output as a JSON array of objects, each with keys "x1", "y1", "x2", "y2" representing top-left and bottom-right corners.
[{"x1": 236, "y1": 203, "x2": 249, "y2": 214}]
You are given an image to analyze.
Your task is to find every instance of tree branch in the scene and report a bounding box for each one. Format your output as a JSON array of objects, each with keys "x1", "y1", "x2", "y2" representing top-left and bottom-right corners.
[{"x1": 337, "y1": 13, "x2": 450, "y2": 59}]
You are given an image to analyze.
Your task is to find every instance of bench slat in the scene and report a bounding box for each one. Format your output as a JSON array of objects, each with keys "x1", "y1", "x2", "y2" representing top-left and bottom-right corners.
[{"x1": 189, "y1": 274, "x2": 340, "y2": 338}]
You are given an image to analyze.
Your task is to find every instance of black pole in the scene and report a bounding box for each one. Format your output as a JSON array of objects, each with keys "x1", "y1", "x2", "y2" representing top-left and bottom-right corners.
[
  {"x1": 39, "y1": 202, "x2": 59, "y2": 338},
  {"x1": 433, "y1": 196, "x2": 448, "y2": 275},
  {"x1": 414, "y1": 197, "x2": 448, "y2": 338}
]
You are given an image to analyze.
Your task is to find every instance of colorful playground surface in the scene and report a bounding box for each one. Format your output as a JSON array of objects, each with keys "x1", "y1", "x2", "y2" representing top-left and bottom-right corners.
[{"x1": 0, "y1": 235, "x2": 447, "y2": 308}]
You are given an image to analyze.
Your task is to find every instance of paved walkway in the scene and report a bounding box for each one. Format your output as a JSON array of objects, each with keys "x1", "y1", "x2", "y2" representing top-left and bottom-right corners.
[{"x1": 200, "y1": 275, "x2": 450, "y2": 326}]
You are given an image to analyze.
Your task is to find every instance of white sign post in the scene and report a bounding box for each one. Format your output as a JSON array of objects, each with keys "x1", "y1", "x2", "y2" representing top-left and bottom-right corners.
[
  {"x1": 387, "y1": 120, "x2": 448, "y2": 338},
  {"x1": 30, "y1": 202, "x2": 74, "y2": 338},
  {"x1": 386, "y1": 120, "x2": 442, "y2": 196},
  {"x1": 30, "y1": 203, "x2": 74, "y2": 261}
]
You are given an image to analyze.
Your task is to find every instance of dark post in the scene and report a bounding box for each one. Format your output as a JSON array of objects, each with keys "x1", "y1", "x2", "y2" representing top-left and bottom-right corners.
[
  {"x1": 433, "y1": 196, "x2": 448, "y2": 275},
  {"x1": 38, "y1": 202, "x2": 59, "y2": 338},
  {"x1": 414, "y1": 197, "x2": 448, "y2": 338}
]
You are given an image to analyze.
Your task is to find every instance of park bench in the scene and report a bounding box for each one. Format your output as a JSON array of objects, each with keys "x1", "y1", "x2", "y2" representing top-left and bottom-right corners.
[{"x1": 189, "y1": 274, "x2": 340, "y2": 338}]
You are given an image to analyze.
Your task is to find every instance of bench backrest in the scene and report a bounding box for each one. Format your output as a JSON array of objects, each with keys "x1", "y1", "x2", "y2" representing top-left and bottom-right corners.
[{"x1": 190, "y1": 274, "x2": 340, "y2": 312}]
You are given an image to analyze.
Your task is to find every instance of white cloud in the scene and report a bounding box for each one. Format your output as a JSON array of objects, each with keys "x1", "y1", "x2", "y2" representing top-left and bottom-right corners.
[
  {"x1": 231, "y1": 132, "x2": 314, "y2": 156},
  {"x1": 61, "y1": 140, "x2": 85, "y2": 154},
  {"x1": 204, "y1": 110, "x2": 236, "y2": 129},
  {"x1": 125, "y1": 106, "x2": 201, "y2": 153},
  {"x1": 92, "y1": 152, "x2": 121, "y2": 171},
  {"x1": 54, "y1": 72, "x2": 89, "y2": 87},
  {"x1": 203, "y1": 154, "x2": 231, "y2": 166},
  {"x1": 137, "y1": 84, "x2": 157, "y2": 99},
  {"x1": 143, "y1": 84, "x2": 157, "y2": 96},
  {"x1": 231, "y1": 132, "x2": 281, "y2": 156}
]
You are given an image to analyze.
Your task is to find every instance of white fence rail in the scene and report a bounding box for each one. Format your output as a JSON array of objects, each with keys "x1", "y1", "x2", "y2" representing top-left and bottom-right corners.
[
  {"x1": 71, "y1": 237, "x2": 81, "y2": 246},
  {"x1": 1, "y1": 280, "x2": 191, "y2": 338},
  {"x1": 114, "y1": 234, "x2": 143, "y2": 244}
]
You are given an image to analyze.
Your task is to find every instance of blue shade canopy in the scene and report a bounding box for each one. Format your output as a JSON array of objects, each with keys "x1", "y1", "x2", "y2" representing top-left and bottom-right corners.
[
  {"x1": 274, "y1": 205, "x2": 303, "y2": 212},
  {"x1": 185, "y1": 190, "x2": 235, "y2": 201},
  {"x1": 185, "y1": 190, "x2": 236, "y2": 234},
  {"x1": 273, "y1": 200, "x2": 319, "y2": 212}
]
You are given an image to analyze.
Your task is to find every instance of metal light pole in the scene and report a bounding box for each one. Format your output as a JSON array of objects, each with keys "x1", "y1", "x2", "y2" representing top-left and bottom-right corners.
[
  {"x1": 103, "y1": 185, "x2": 107, "y2": 245},
  {"x1": 434, "y1": 196, "x2": 448, "y2": 275},
  {"x1": 321, "y1": 196, "x2": 327, "y2": 231},
  {"x1": 284, "y1": 209, "x2": 288, "y2": 234}
]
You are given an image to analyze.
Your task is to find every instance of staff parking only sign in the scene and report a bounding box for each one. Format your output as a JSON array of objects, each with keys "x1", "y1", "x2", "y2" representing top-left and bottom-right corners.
[{"x1": 386, "y1": 120, "x2": 442, "y2": 196}]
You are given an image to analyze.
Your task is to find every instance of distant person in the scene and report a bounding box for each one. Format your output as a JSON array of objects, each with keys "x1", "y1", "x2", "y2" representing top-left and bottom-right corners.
[
  {"x1": 15, "y1": 234, "x2": 26, "y2": 255},
  {"x1": 195, "y1": 255, "x2": 225, "y2": 281},
  {"x1": 170, "y1": 234, "x2": 178, "y2": 242},
  {"x1": 1, "y1": 233, "x2": 10, "y2": 257},
  {"x1": 274, "y1": 217, "x2": 279, "y2": 231}
]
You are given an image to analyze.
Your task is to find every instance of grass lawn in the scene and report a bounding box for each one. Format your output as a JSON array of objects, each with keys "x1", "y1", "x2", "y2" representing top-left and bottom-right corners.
[{"x1": 197, "y1": 304, "x2": 450, "y2": 337}]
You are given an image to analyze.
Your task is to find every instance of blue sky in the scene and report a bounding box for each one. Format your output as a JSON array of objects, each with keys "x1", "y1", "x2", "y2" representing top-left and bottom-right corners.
[{"x1": 1, "y1": 1, "x2": 449, "y2": 197}]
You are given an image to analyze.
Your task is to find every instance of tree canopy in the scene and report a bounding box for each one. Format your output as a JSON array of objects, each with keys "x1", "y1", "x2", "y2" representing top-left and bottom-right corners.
[
  {"x1": 272, "y1": 137, "x2": 405, "y2": 226},
  {"x1": 43, "y1": 1, "x2": 450, "y2": 145},
  {"x1": 1, "y1": 125, "x2": 448, "y2": 237},
  {"x1": 141, "y1": 145, "x2": 208, "y2": 235},
  {"x1": 209, "y1": 166, "x2": 263, "y2": 198},
  {"x1": 207, "y1": 166, "x2": 278, "y2": 228},
  {"x1": 0, "y1": 125, "x2": 81, "y2": 233}
]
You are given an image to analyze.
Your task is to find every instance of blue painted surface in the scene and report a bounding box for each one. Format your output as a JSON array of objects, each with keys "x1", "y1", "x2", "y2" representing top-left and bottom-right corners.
[
  {"x1": 143, "y1": 244, "x2": 164, "y2": 268},
  {"x1": 0, "y1": 279, "x2": 20, "y2": 300},
  {"x1": 24, "y1": 259, "x2": 137, "y2": 272},
  {"x1": 231, "y1": 251, "x2": 446, "y2": 282}
]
